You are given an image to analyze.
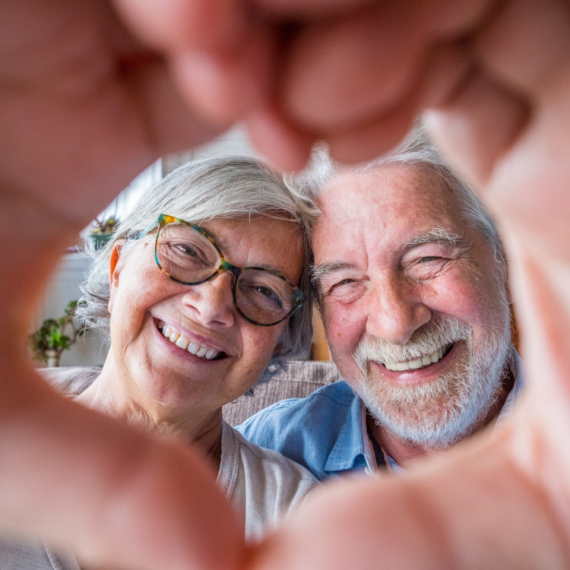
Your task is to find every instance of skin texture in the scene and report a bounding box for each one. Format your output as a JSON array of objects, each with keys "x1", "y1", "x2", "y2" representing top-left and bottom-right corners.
[
  {"x1": 2, "y1": 0, "x2": 570, "y2": 569},
  {"x1": 312, "y1": 165, "x2": 511, "y2": 464},
  {"x1": 77, "y1": 217, "x2": 303, "y2": 452}
]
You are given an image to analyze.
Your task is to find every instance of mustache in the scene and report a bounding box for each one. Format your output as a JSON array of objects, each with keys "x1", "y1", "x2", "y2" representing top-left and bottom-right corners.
[{"x1": 354, "y1": 318, "x2": 472, "y2": 370}]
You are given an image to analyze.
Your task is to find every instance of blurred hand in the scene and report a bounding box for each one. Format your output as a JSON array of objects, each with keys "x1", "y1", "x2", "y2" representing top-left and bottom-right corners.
[
  {"x1": 3, "y1": 0, "x2": 570, "y2": 568},
  {"x1": 0, "y1": 2, "x2": 244, "y2": 569},
  {"x1": 122, "y1": 0, "x2": 570, "y2": 567}
]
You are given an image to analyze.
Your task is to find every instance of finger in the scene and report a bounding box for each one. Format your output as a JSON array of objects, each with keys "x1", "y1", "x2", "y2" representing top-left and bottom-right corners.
[
  {"x1": 281, "y1": 0, "x2": 433, "y2": 132},
  {"x1": 473, "y1": 0, "x2": 570, "y2": 99},
  {"x1": 251, "y1": 0, "x2": 377, "y2": 19},
  {"x1": 169, "y1": 28, "x2": 276, "y2": 124},
  {"x1": 245, "y1": 105, "x2": 314, "y2": 171},
  {"x1": 424, "y1": 71, "x2": 528, "y2": 189},
  {"x1": 325, "y1": 91, "x2": 421, "y2": 164},
  {"x1": 324, "y1": 43, "x2": 473, "y2": 163},
  {"x1": 0, "y1": 373, "x2": 245, "y2": 570},
  {"x1": 112, "y1": 0, "x2": 248, "y2": 50}
]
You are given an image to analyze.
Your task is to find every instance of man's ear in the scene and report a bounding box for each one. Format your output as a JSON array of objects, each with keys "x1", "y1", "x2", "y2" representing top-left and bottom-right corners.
[
  {"x1": 273, "y1": 341, "x2": 284, "y2": 356},
  {"x1": 108, "y1": 241, "x2": 125, "y2": 314}
]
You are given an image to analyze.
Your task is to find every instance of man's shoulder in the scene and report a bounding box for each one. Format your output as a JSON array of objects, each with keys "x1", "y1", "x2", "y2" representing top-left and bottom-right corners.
[
  {"x1": 225, "y1": 422, "x2": 318, "y2": 486},
  {"x1": 236, "y1": 380, "x2": 363, "y2": 480},
  {"x1": 240, "y1": 380, "x2": 357, "y2": 428}
]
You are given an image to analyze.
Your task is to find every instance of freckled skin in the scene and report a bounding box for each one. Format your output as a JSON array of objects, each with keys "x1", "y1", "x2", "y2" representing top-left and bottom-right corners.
[
  {"x1": 87, "y1": 216, "x2": 304, "y2": 429},
  {"x1": 313, "y1": 164, "x2": 510, "y2": 460}
]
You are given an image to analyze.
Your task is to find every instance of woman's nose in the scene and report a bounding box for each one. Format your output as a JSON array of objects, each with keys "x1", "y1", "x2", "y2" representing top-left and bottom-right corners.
[{"x1": 180, "y1": 271, "x2": 236, "y2": 328}]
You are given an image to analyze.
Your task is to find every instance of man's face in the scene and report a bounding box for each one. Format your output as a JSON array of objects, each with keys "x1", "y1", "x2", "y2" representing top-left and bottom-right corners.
[{"x1": 312, "y1": 165, "x2": 512, "y2": 448}]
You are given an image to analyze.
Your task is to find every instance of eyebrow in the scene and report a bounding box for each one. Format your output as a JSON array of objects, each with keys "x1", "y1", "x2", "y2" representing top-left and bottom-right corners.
[
  {"x1": 403, "y1": 228, "x2": 465, "y2": 249},
  {"x1": 311, "y1": 262, "x2": 355, "y2": 285},
  {"x1": 203, "y1": 229, "x2": 287, "y2": 275}
]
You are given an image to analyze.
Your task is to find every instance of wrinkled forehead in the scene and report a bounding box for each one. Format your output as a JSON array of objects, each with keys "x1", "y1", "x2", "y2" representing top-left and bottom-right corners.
[{"x1": 312, "y1": 164, "x2": 464, "y2": 248}]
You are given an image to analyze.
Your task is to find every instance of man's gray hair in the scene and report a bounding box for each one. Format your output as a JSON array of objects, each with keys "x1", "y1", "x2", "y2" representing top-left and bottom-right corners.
[
  {"x1": 77, "y1": 155, "x2": 317, "y2": 374},
  {"x1": 289, "y1": 123, "x2": 508, "y2": 287}
]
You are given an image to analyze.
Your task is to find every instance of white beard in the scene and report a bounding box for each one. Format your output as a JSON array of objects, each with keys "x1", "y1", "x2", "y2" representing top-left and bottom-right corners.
[{"x1": 353, "y1": 315, "x2": 512, "y2": 449}]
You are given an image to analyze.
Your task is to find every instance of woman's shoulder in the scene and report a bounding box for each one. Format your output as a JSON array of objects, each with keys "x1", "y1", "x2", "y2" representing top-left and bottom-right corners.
[{"x1": 219, "y1": 421, "x2": 319, "y2": 540}]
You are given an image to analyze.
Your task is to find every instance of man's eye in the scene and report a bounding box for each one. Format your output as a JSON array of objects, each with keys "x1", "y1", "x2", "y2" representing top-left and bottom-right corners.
[
  {"x1": 334, "y1": 278, "x2": 356, "y2": 287},
  {"x1": 407, "y1": 256, "x2": 449, "y2": 281},
  {"x1": 418, "y1": 256, "x2": 442, "y2": 263},
  {"x1": 323, "y1": 278, "x2": 355, "y2": 295},
  {"x1": 324, "y1": 279, "x2": 364, "y2": 303}
]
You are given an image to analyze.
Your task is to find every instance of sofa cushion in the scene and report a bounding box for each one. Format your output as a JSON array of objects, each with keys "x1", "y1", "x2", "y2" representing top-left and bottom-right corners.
[{"x1": 39, "y1": 360, "x2": 342, "y2": 426}]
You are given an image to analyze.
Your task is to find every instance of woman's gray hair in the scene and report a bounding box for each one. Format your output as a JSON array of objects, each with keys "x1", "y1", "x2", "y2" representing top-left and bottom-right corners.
[
  {"x1": 289, "y1": 123, "x2": 508, "y2": 288},
  {"x1": 77, "y1": 155, "x2": 317, "y2": 376}
]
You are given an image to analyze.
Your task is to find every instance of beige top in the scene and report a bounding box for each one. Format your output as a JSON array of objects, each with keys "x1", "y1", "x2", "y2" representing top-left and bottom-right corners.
[
  {"x1": 1, "y1": 421, "x2": 318, "y2": 569},
  {"x1": 219, "y1": 420, "x2": 318, "y2": 541}
]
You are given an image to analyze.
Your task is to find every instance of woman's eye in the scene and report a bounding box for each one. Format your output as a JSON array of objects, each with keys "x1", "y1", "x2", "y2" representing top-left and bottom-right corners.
[
  {"x1": 173, "y1": 243, "x2": 209, "y2": 263},
  {"x1": 256, "y1": 285, "x2": 276, "y2": 299},
  {"x1": 177, "y1": 244, "x2": 199, "y2": 257},
  {"x1": 245, "y1": 284, "x2": 283, "y2": 309}
]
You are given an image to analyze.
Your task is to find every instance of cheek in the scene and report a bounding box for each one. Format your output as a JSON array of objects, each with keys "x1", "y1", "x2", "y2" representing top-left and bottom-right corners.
[
  {"x1": 321, "y1": 300, "x2": 362, "y2": 353},
  {"x1": 428, "y1": 276, "x2": 500, "y2": 328},
  {"x1": 242, "y1": 325, "x2": 283, "y2": 363}
]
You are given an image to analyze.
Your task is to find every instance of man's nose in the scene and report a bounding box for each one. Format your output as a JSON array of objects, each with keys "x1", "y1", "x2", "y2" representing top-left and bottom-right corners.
[
  {"x1": 180, "y1": 271, "x2": 236, "y2": 328},
  {"x1": 365, "y1": 276, "x2": 431, "y2": 345}
]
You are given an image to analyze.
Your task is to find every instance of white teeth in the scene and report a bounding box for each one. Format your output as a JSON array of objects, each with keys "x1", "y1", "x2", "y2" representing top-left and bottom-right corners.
[
  {"x1": 383, "y1": 345, "x2": 449, "y2": 372},
  {"x1": 408, "y1": 358, "x2": 423, "y2": 370},
  {"x1": 160, "y1": 324, "x2": 220, "y2": 361},
  {"x1": 175, "y1": 334, "x2": 189, "y2": 350}
]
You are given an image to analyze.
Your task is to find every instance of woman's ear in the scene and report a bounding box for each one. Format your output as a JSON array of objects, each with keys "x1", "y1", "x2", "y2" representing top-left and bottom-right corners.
[
  {"x1": 108, "y1": 241, "x2": 125, "y2": 314},
  {"x1": 272, "y1": 341, "x2": 284, "y2": 356}
]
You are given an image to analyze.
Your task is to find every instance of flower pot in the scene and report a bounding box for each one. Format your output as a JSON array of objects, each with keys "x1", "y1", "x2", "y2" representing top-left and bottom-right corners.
[
  {"x1": 90, "y1": 233, "x2": 113, "y2": 250},
  {"x1": 45, "y1": 349, "x2": 60, "y2": 368}
]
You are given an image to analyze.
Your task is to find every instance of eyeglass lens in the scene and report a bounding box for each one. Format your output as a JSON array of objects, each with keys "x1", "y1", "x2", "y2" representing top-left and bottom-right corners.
[{"x1": 156, "y1": 223, "x2": 298, "y2": 325}]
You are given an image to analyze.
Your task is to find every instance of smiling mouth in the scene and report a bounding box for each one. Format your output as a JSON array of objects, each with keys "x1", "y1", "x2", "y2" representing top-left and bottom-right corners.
[
  {"x1": 157, "y1": 321, "x2": 228, "y2": 361},
  {"x1": 381, "y1": 342, "x2": 455, "y2": 372}
]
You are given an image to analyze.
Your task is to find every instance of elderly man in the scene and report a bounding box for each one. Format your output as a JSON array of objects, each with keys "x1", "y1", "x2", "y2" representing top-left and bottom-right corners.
[{"x1": 238, "y1": 132, "x2": 522, "y2": 479}]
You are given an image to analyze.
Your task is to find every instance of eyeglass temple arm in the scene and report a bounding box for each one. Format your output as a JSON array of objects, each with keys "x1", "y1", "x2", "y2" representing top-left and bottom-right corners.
[{"x1": 137, "y1": 220, "x2": 160, "y2": 240}]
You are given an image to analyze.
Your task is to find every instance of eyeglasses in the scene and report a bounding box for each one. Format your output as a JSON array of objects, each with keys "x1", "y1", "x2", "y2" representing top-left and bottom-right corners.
[{"x1": 138, "y1": 214, "x2": 304, "y2": 326}]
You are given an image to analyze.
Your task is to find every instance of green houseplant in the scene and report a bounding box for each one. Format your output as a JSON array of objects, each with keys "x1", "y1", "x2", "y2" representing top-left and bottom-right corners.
[
  {"x1": 29, "y1": 300, "x2": 87, "y2": 367},
  {"x1": 89, "y1": 215, "x2": 119, "y2": 249}
]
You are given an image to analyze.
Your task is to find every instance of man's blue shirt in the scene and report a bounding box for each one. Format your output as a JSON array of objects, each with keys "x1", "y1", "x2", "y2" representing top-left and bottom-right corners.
[
  {"x1": 237, "y1": 380, "x2": 371, "y2": 481},
  {"x1": 237, "y1": 357, "x2": 523, "y2": 481}
]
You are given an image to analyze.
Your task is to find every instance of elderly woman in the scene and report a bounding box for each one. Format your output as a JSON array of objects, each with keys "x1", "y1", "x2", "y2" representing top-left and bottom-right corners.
[{"x1": 4, "y1": 156, "x2": 318, "y2": 569}]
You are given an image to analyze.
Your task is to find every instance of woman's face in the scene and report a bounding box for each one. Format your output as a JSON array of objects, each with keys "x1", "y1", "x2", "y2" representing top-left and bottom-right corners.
[{"x1": 108, "y1": 216, "x2": 304, "y2": 416}]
